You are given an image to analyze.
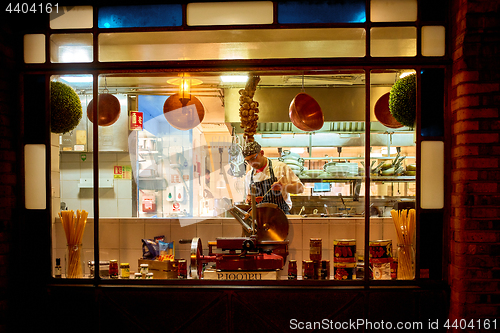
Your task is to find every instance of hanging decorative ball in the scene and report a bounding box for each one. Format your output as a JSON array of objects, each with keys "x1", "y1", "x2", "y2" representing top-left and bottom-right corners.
[
  {"x1": 163, "y1": 94, "x2": 205, "y2": 130},
  {"x1": 50, "y1": 81, "x2": 83, "y2": 134},
  {"x1": 87, "y1": 93, "x2": 121, "y2": 126},
  {"x1": 389, "y1": 74, "x2": 416, "y2": 128}
]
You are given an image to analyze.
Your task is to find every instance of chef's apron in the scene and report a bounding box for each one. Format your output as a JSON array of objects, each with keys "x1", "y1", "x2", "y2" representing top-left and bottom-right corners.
[{"x1": 250, "y1": 159, "x2": 290, "y2": 214}]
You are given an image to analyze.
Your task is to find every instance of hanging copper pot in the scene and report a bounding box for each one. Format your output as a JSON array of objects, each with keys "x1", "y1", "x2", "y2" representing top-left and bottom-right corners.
[
  {"x1": 289, "y1": 92, "x2": 324, "y2": 131},
  {"x1": 374, "y1": 92, "x2": 403, "y2": 129},
  {"x1": 87, "y1": 93, "x2": 121, "y2": 126},
  {"x1": 163, "y1": 94, "x2": 205, "y2": 130}
]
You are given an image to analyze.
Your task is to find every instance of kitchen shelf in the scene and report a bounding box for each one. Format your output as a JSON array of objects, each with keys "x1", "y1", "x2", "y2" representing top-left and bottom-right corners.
[{"x1": 299, "y1": 175, "x2": 415, "y2": 182}]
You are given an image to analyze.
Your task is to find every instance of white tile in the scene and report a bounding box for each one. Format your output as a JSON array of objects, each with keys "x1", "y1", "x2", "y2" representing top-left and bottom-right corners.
[
  {"x1": 98, "y1": 249, "x2": 120, "y2": 263},
  {"x1": 117, "y1": 199, "x2": 133, "y2": 217},
  {"x1": 145, "y1": 222, "x2": 171, "y2": 241},
  {"x1": 61, "y1": 180, "x2": 80, "y2": 199},
  {"x1": 116, "y1": 179, "x2": 132, "y2": 199},
  {"x1": 171, "y1": 221, "x2": 197, "y2": 245},
  {"x1": 81, "y1": 221, "x2": 94, "y2": 248},
  {"x1": 80, "y1": 199, "x2": 94, "y2": 217},
  {"x1": 99, "y1": 221, "x2": 120, "y2": 248},
  {"x1": 120, "y1": 221, "x2": 144, "y2": 249},
  {"x1": 100, "y1": 199, "x2": 118, "y2": 217},
  {"x1": 116, "y1": 153, "x2": 132, "y2": 163},
  {"x1": 64, "y1": 199, "x2": 82, "y2": 212},
  {"x1": 288, "y1": 223, "x2": 302, "y2": 251},
  {"x1": 302, "y1": 223, "x2": 329, "y2": 253},
  {"x1": 120, "y1": 249, "x2": 143, "y2": 274},
  {"x1": 222, "y1": 222, "x2": 242, "y2": 237},
  {"x1": 60, "y1": 162, "x2": 81, "y2": 180},
  {"x1": 99, "y1": 153, "x2": 117, "y2": 162},
  {"x1": 80, "y1": 163, "x2": 93, "y2": 179},
  {"x1": 196, "y1": 223, "x2": 223, "y2": 243}
]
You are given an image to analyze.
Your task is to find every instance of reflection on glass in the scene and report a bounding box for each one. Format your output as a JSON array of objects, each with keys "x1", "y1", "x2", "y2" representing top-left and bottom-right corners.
[
  {"x1": 278, "y1": 0, "x2": 366, "y2": 23},
  {"x1": 98, "y1": 28, "x2": 366, "y2": 62},
  {"x1": 98, "y1": 4, "x2": 182, "y2": 28},
  {"x1": 187, "y1": 2, "x2": 273, "y2": 26},
  {"x1": 371, "y1": 0, "x2": 417, "y2": 22},
  {"x1": 50, "y1": 34, "x2": 93, "y2": 63}
]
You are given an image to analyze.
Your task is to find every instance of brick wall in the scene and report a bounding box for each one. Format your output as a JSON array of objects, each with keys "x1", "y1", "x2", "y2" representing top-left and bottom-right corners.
[
  {"x1": 450, "y1": 0, "x2": 500, "y2": 327},
  {"x1": 0, "y1": 19, "x2": 17, "y2": 333}
]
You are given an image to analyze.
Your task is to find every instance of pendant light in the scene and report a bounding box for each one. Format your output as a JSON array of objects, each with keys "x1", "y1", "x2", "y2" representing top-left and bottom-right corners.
[{"x1": 87, "y1": 77, "x2": 121, "y2": 126}]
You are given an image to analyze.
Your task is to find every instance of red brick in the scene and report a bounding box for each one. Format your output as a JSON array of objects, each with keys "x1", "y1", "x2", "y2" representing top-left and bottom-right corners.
[
  {"x1": 456, "y1": 83, "x2": 500, "y2": 96},
  {"x1": 452, "y1": 71, "x2": 480, "y2": 87},
  {"x1": 453, "y1": 230, "x2": 500, "y2": 243},
  {"x1": 456, "y1": 132, "x2": 499, "y2": 145},
  {"x1": 451, "y1": 95, "x2": 481, "y2": 110},
  {"x1": 452, "y1": 169, "x2": 479, "y2": 182},
  {"x1": 455, "y1": 108, "x2": 499, "y2": 121},
  {"x1": 452, "y1": 145, "x2": 479, "y2": 157},
  {"x1": 455, "y1": 157, "x2": 499, "y2": 169},
  {"x1": 453, "y1": 120, "x2": 479, "y2": 134}
]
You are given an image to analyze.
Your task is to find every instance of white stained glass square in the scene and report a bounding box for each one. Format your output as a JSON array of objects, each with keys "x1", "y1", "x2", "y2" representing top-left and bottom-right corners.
[
  {"x1": 50, "y1": 6, "x2": 93, "y2": 29},
  {"x1": 371, "y1": 0, "x2": 417, "y2": 22},
  {"x1": 24, "y1": 34, "x2": 45, "y2": 63},
  {"x1": 187, "y1": 1, "x2": 273, "y2": 26},
  {"x1": 422, "y1": 26, "x2": 446, "y2": 57},
  {"x1": 371, "y1": 27, "x2": 416, "y2": 57}
]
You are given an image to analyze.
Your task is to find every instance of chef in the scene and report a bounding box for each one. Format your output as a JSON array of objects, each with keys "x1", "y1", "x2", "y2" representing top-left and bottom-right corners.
[{"x1": 242, "y1": 141, "x2": 304, "y2": 214}]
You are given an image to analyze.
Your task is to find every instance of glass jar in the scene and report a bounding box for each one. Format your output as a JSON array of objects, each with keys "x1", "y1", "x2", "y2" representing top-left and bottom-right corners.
[
  {"x1": 120, "y1": 263, "x2": 130, "y2": 279},
  {"x1": 288, "y1": 260, "x2": 297, "y2": 280},
  {"x1": 397, "y1": 244, "x2": 415, "y2": 280},
  {"x1": 66, "y1": 244, "x2": 83, "y2": 278},
  {"x1": 109, "y1": 260, "x2": 119, "y2": 279}
]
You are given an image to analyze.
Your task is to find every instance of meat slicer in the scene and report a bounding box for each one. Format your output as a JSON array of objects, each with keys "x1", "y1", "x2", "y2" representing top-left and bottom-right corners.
[{"x1": 188, "y1": 185, "x2": 289, "y2": 278}]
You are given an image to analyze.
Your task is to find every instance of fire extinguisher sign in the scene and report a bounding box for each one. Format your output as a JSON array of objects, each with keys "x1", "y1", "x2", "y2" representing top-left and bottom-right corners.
[{"x1": 129, "y1": 111, "x2": 144, "y2": 130}]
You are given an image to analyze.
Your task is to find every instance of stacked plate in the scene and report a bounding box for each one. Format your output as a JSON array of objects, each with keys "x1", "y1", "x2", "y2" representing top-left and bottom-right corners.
[{"x1": 324, "y1": 162, "x2": 359, "y2": 177}]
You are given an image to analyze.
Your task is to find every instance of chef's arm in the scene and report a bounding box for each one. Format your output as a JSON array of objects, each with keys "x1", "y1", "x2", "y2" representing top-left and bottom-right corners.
[{"x1": 284, "y1": 181, "x2": 304, "y2": 194}]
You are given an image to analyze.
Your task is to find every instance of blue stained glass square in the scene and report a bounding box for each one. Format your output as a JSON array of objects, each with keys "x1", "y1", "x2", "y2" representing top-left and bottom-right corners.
[
  {"x1": 278, "y1": 0, "x2": 366, "y2": 24},
  {"x1": 98, "y1": 5, "x2": 182, "y2": 29}
]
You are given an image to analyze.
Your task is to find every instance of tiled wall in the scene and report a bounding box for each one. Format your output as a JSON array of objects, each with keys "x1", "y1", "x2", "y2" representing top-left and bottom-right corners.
[
  {"x1": 52, "y1": 217, "x2": 397, "y2": 278},
  {"x1": 59, "y1": 151, "x2": 133, "y2": 217}
]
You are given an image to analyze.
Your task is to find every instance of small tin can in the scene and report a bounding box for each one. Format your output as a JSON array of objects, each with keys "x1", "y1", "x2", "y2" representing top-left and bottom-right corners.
[
  {"x1": 369, "y1": 240, "x2": 393, "y2": 280},
  {"x1": 333, "y1": 262, "x2": 356, "y2": 280},
  {"x1": 120, "y1": 263, "x2": 130, "y2": 279},
  {"x1": 140, "y1": 263, "x2": 149, "y2": 278},
  {"x1": 288, "y1": 260, "x2": 297, "y2": 280},
  {"x1": 146, "y1": 272, "x2": 154, "y2": 279},
  {"x1": 309, "y1": 238, "x2": 322, "y2": 261},
  {"x1": 134, "y1": 273, "x2": 142, "y2": 279},
  {"x1": 178, "y1": 259, "x2": 187, "y2": 279},
  {"x1": 303, "y1": 260, "x2": 315, "y2": 280},
  {"x1": 333, "y1": 239, "x2": 356, "y2": 263},
  {"x1": 320, "y1": 260, "x2": 330, "y2": 280},
  {"x1": 369, "y1": 240, "x2": 393, "y2": 259},
  {"x1": 109, "y1": 260, "x2": 119, "y2": 279}
]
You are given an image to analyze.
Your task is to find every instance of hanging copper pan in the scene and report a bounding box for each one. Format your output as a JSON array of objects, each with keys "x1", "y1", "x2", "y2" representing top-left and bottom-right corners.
[
  {"x1": 289, "y1": 92, "x2": 324, "y2": 131},
  {"x1": 87, "y1": 93, "x2": 121, "y2": 126},
  {"x1": 374, "y1": 92, "x2": 403, "y2": 129},
  {"x1": 163, "y1": 94, "x2": 205, "y2": 130}
]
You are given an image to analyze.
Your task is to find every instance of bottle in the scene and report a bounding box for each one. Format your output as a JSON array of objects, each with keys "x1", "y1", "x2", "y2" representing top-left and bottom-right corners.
[
  {"x1": 288, "y1": 260, "x2": 297, "y2": 280},
  {"x1": 55, "y1": 258, "x2": 62, "y2": 278},
  {"x1": 109, "y1": 260, "x2": 119, "y2": 279}
]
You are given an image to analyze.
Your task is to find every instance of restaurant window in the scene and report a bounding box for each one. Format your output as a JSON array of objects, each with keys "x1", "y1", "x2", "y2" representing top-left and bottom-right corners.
[{"x1": 19, "y1": 2, "x2": 447, "y2": 284}]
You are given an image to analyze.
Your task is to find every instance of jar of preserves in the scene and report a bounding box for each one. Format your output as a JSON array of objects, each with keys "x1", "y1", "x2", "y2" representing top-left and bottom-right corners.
[
  {"x1": 140, "y1": 263, "x2": 149, "y2": 278},
  {"x1": 288, "y1": 260, "x2": 297, "y2": 280},
  {"x1": 120, "y1": 263, "x2": 130, "y2": 279},
  {"x1": 303, "y1": 260, "x2": 315, "y2": 280},
  {"x1": 109, "y1": 260, "x2": 118, "y2": 279},
  {"x1": 134, "y1": 273, "x2": 142, "y2": 279}
]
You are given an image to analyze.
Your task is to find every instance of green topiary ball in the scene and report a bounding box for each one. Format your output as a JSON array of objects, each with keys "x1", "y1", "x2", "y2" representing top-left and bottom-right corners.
[
  {"x1": 50, "y1": 81, "x2": 82, "y2": 134},
  {"x1": 389, "y1": 74, "x2": 416, "y2": 128}
]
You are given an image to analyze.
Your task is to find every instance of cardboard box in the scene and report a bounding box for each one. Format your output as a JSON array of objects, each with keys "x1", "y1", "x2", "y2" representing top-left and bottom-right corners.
[{"x1": 138, "y1": 259, "x2": 178, "y2": 279}]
